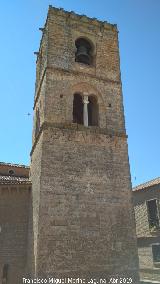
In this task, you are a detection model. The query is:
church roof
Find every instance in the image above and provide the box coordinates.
[0,162,31,185]
[0,175,31,185]
[0,162,29,168]
[133,177,160,192]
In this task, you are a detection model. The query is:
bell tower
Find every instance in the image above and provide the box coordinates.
[30,6,140,282]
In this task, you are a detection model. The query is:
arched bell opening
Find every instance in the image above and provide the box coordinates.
[73,93,83,124]
[75,38,93,65]
[88,95,99,126]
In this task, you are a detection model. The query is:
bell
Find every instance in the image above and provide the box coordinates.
[76,45,90,65]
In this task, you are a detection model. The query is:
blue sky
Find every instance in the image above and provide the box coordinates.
[0,0,159,186]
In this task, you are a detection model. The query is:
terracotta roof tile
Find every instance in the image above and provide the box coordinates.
[133,177,160,192]
[0,175,31,185]
[0,162,29,168]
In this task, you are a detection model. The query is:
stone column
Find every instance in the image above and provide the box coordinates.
[83,93,89,127]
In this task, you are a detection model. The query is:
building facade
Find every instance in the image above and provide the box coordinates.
[0,6,140,283]
[0,163,31,284]
[133,178,160,283]
[30,5,139,282]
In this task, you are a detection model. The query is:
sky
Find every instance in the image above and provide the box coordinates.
[0,0,159,187]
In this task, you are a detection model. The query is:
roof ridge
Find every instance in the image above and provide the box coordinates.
[133,177,160,191]
[0,162,30,168]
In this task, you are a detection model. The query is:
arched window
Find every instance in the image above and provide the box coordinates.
[88,95,99,126]
[73,93,99,127]
[2,264,9,284]
[73,93,83,124]
[75,38,93,65]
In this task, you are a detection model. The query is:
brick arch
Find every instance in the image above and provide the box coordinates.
[71,82,104,105]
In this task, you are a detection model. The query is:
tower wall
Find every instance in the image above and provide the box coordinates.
[30,6,140,282]
[34,127,139,281]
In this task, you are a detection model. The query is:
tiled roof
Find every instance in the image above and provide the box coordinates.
[0,175,31,185]
[133,177,160,192]
[0,162,29,168]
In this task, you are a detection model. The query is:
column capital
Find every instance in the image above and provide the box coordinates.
[83,93,89,104]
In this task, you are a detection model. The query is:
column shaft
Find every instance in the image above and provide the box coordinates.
[83,95,89,127]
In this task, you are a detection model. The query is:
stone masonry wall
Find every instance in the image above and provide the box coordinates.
[46,7,120,82]
[31,6,140,282]
[30,133,44,276]
[0,186,30,284]
[31,126,139,282]
[44,70,125,133]
[134,186,160,238]
[133,186,160,282]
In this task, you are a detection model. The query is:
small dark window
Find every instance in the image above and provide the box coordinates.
[8,170,14,176]
[75,38,93,65]
[88,95,99,126]
[152,244,160,263]
[147,199,159,230]
[35,108,40,137]
[2,264,9,284]
[73,93,83,124]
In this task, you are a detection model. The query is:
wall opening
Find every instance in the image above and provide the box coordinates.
[75,38,93,65]
[35,108,40,137]
[73,93,83,124]
[8,169,14,176]
[2,264,9,284]
[147,199,159,230]
[152,244,160,263]
[88,95,99,126]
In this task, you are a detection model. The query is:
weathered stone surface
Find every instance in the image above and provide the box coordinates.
[30,5,140,283]
[133,181,160,282]
[0,164,31,284]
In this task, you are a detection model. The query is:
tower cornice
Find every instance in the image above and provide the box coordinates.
[48,5,118,32]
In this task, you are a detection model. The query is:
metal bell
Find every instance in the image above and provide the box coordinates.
[76,45,90,65]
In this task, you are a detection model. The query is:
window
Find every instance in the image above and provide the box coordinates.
[147,199,159,230]
[73,93,83,124]
[35,108,40,137]
[2,264,9,284]
[75,38,93,65]
[152,244,160,263]
[88,95,99,126]
[8,169,14,176]
[73,93,99,127]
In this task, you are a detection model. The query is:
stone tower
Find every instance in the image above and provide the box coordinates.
[30,5,140,282]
